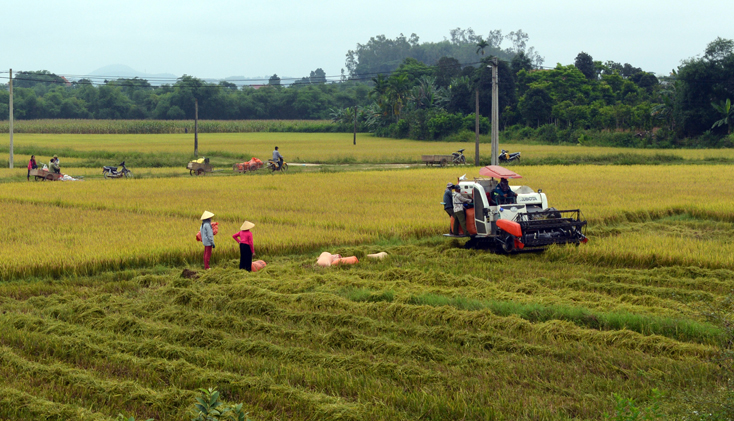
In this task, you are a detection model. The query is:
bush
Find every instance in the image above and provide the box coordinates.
[537,124,558,143]
[427,112,463,139]
[462,114,490,134]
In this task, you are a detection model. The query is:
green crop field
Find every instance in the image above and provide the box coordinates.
[0,133,732,420]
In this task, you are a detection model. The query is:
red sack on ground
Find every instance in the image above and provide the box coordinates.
[332,256,359,265]
[251,260,267,272]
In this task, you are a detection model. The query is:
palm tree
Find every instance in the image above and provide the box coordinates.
[651,70,679,131]
[386,74,411,121]
[711,98,734,134]
[475,37,489,56]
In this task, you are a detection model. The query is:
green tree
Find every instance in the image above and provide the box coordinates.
[434,56,462,88]
[711,98,734,134]
[268,74,281,86]
[511,51,533,77]
[677,37,734,136]
[475,36,488,56]
[519,86,553,127]
[309,68,327,84]
[575,51,596,80]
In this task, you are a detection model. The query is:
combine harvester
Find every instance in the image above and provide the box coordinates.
[447,165,588,252]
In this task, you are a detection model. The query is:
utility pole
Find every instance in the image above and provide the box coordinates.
[194,98,198,158]
[353,106,357,146]
[9,69,13,169]
[490,58,499,166]
[474,88,480,166]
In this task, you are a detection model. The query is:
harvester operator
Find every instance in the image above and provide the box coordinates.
[492,178,517,205]
[272,146,284,170]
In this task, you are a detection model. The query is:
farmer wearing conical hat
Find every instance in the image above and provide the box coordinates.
[200,211,215,269]
[232,221,255,271]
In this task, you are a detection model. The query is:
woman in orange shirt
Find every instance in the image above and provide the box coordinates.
[232,221,255,271]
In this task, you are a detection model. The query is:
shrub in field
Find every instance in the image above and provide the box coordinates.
[192,388,250,421]
[604,389,664,420]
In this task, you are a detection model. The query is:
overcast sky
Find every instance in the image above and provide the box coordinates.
[2,0,732,82]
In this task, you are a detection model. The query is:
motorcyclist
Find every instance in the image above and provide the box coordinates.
[492,178,517,205]
[272,146,284,170]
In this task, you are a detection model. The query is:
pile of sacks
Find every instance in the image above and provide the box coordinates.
[234,157,263,172]
[316,252,358,267]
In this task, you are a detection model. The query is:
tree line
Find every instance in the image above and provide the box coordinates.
[1,30,733,147]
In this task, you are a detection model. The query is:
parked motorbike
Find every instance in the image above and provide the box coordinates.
[498,149,521,163]
[102,161,133,179]
[451,149,466,165]
[266,159,289,173]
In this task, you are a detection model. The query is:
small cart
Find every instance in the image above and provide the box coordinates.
[187,159,213,176]
[29,168,63,181]
[421,154,453,167]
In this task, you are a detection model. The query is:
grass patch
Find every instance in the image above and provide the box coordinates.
[408,293,721,344]
[337,287,395,303]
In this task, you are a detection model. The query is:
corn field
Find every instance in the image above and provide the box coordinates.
[0,119,338,134]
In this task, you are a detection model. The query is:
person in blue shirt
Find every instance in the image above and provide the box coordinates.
[442,183,454,217]
[272,146,284,170]
[492,178,517,205]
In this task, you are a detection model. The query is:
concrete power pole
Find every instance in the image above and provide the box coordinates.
[194,98,198,158]
[353,106,357,146]
[9,69,13,169]
[490,58,499,166]
[474,88,480,166]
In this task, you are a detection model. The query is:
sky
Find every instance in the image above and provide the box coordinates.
[2,0,733,82]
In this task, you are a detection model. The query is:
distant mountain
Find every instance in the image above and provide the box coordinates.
[80,65,294,86]
[86,64,178,84]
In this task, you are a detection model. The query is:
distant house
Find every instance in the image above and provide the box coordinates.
[60,76,72,87]
[249,84,267,90]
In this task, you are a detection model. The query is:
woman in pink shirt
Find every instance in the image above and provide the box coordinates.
[27,155,37,181]
[232,221,255,271]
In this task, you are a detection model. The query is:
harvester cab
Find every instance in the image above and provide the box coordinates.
[447,165,588,252]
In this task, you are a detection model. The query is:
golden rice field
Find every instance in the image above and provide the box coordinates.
[4,133,734,165]
[1,133,734,419]
[1,165,734,280]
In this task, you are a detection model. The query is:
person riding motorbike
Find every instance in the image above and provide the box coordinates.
[492,178,518,205]
[272,146,284,170]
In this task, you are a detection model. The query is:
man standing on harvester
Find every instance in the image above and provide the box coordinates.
[452,184,472,237]
[272,146,284,170]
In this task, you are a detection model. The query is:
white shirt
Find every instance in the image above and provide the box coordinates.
[452,191,472,212]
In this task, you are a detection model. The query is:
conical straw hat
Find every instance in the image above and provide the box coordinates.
[240,221,255,231]
[200,210,215,220]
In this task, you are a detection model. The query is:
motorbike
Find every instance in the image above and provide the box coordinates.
[102,161,133,179]
[498,149,521,163]
[266,159,289,173]
[451,149,466,165]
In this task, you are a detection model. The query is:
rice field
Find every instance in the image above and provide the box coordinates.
[3,133,734,169]
[0,133,733,419]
